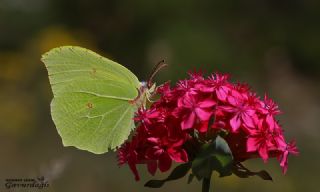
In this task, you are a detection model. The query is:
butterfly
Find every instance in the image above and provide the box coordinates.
[42,46,166,154]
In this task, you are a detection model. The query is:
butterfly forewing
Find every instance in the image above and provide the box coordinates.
[42,46,140,154]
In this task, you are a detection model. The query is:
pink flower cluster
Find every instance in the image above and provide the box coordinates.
[117,72,298,181]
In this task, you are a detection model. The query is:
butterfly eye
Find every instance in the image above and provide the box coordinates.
[140,81,147,88]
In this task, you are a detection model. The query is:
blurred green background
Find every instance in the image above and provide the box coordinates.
[0,0,319,191]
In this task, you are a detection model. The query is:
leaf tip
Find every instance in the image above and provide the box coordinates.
[144,180,164,188]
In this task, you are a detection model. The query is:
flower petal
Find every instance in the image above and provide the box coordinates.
[158,153,172,172]
[280,151,289,174]
[197,99,216,108]
[227,96,238,106]
[247,137,259,152]
[128,160,140,181]
[197,121,209,132]
[168,148,188,163]
[181,111,196,130]
[242,112,255,128]
[266,114,275,131]
[230,114,241,132]
[195,108,212,121]
[146,146,163,159]
[258,145,269,162]
[147,160,158,176]
[219,105,235,113]
[216,87,228,101]
[147,137,160,144]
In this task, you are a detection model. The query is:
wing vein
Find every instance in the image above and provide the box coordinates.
[81,102,127,119]
[106,105,132,147]
[49,69,92,75]
[74,91,132,101]
[91,104,127,142]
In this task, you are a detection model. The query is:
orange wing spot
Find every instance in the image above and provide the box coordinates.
[86,102,93,109]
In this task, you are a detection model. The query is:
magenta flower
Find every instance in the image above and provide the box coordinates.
[279,140,299,174]
[117,71,298,186]
[177,93,216,130]
[259,95,282,131]
[246,120,285,162]
[197,73,231,101]
[117,138,141,181]
[146,137,188,172]
[134,108,161,126]
[220,90,257,132]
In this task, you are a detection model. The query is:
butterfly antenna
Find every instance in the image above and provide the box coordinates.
[147,59,168,88]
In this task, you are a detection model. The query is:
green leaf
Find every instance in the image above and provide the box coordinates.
[192,136,233,180]
[145,162,191,188]
[41,46,141,154]
[232,163,273,181]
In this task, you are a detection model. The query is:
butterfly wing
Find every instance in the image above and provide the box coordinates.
[42,46,140,154]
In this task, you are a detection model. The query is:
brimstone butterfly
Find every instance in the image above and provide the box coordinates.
[41,46,158,154]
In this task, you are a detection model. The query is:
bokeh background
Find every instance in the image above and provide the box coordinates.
[0,0,319,191]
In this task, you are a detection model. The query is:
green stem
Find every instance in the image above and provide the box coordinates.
[202,174,212,192]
